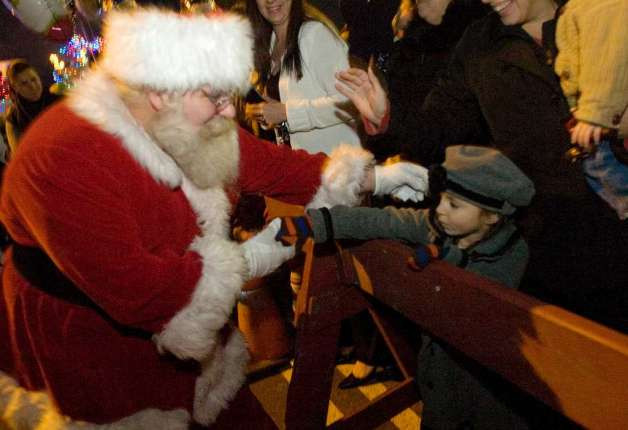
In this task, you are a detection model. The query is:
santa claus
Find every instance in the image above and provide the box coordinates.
[0,6,428,427]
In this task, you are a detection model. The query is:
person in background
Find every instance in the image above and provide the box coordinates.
[335,0,628,333]
[243,0,366,354]
[336,0,489,390]
[244,0,361,154]
[4,60,58,157]
[340,0,400,76]
[369,0,488,162]
[0,7,428,426]
[278,145,535,429]
[554,0,628,220]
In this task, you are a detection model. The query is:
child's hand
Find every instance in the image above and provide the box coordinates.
[274,215,314,252]
[570,121,603,152]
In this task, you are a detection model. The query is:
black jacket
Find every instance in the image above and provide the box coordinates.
[386,13,581,197]
[369,0,489,161]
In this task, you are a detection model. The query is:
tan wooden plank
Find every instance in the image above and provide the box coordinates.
[345,239,628,429]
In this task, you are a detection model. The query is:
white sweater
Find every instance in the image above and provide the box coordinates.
[275,21,362,155]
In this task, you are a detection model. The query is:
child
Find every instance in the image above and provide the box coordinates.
[554,0,628,219]
[278,145,535,429]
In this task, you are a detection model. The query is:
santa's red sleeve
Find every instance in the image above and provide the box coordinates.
[237,128,374,209]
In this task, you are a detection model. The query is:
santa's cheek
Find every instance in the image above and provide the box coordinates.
[184,105,217,126]
[219,105,236,119]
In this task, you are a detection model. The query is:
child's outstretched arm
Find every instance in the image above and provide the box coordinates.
[275,206,432,251]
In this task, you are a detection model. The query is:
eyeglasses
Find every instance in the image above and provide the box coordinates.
[203,89,233,110]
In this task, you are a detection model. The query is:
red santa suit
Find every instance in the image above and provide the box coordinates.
[0,66,373,425]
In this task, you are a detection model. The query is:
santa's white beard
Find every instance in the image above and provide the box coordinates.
[147,107,240,189]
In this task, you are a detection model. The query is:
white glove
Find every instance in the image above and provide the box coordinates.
[391,185,425,203]
[241,218,296,280]
[374,161,429,197]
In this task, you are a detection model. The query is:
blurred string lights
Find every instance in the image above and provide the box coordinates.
[47,0,221,91]
[49,33,103,91]
[5,0,221,96]
[0,73,9,114]
[46,0,114,92]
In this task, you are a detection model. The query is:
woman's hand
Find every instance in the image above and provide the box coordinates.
[244,96,287,127]
[262,97,287,125]
[335,66,389,127]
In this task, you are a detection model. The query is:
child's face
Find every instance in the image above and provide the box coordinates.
[435,192,499,247]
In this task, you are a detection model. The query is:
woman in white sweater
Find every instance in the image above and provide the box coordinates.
[245,0,362,155]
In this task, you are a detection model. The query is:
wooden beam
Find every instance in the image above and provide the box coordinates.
[344,239,628,429]
[285,240,419,429]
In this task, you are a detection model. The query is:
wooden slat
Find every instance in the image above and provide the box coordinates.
[285,240,419,430]
[327,380,418,430]
[345,239,628,429]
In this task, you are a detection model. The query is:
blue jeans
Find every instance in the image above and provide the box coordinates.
[583,139,628,219]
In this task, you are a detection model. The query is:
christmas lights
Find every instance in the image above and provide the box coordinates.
[50,34,103,91]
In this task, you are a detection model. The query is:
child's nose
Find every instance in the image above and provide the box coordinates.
[435,201,446,216]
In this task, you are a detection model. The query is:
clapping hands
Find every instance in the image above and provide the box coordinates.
[335,64,389,127]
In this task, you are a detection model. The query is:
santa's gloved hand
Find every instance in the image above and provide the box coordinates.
[374,161,428,197]
[242,218,296,279]
[391,185,425,203]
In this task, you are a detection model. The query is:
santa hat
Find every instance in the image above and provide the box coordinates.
[99,7,253,94]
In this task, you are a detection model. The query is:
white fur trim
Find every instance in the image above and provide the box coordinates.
[67,70,182,188]
[180,178,233,233]
[99,408,190,430]
[1,371,191,429]
[153,182,247,361]
[306,145,375,209]
[100,8,253,94]
[152,234,244,360]
[193,329,249,426]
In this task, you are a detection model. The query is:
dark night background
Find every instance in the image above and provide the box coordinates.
[0,5,61,88]
[0,0,343,89]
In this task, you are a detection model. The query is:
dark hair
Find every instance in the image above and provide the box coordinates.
[245,0,338,87]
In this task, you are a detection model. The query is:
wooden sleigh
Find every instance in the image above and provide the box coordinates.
[278,238,628,430]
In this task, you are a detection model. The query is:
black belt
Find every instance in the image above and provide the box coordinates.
[11,243,152,339]
[12,243,97,308]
